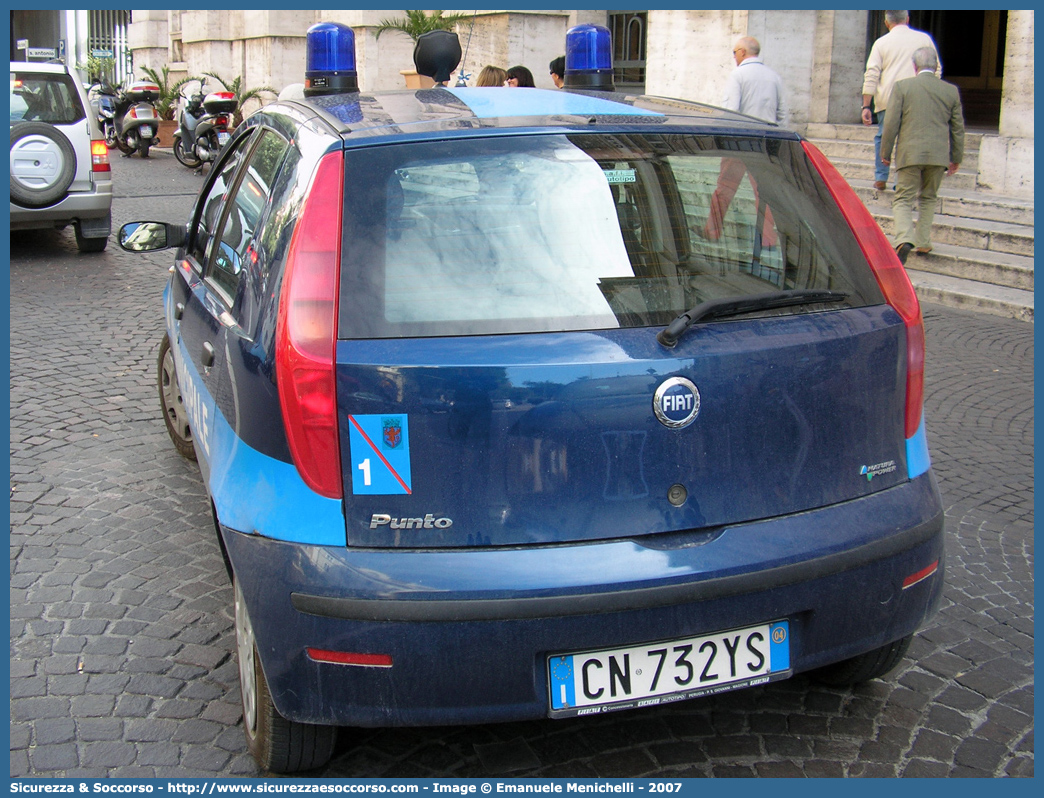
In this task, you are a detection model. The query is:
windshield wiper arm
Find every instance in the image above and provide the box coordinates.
[657,289,849,348]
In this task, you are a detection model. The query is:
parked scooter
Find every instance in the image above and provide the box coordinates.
[172,85,237,169]
[88,84,119,149]
[112,80,161,158]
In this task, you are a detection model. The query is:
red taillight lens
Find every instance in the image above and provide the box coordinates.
[306,648,393,668]
[902,559,939,589]
[802,140,925,438]
[276,152,344,499]
[91,140,110,172]
[217,115,229,128]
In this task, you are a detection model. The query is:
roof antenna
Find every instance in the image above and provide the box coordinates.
[455,12,478,87]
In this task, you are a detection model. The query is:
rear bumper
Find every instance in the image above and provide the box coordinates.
[10,181,113,230]
[222,470,944,727]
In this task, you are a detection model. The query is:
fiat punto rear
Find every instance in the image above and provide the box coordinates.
[121,23,943,773]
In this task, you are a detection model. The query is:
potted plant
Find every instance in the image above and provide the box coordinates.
[202,71,277,128]
[374,10,472,88]
[140,65,202,147]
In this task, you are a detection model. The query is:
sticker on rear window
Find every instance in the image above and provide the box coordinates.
[348,414,412,495]
[603,169,636,184]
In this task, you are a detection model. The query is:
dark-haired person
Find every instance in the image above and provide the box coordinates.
[506,65,535,87]
[549,56,565,88]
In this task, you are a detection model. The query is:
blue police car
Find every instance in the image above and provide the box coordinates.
[121,23,944,773]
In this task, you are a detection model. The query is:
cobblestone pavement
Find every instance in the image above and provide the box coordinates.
[9,152,1033,778]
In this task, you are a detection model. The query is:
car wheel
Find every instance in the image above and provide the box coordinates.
[157,336,197,460]
[813,635,912,686]
[74,222,108,253]
[10,122,77,208]
[235,576,337,773]
[173,136,202,168]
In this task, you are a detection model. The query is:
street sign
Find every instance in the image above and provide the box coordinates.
[27,47,57,59]
[92,49,114,58]
[17,39,29,50]
[59,40,66,59]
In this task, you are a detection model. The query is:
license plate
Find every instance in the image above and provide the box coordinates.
[548,620,790,717]
[139,126,153,138]
[217,131,230,146]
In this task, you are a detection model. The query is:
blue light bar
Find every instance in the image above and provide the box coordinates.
[305,22,358,96]
[564,24,614,91]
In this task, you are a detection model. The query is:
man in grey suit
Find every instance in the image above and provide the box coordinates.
[880,47,965,264]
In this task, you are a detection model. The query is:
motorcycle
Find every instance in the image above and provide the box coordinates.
[112,80,161,158]
[88,84,119,149]
[173,86,237,169]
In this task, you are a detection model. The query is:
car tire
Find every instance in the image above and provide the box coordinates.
[74,222,108,253]
[10,122,77,208]
[173,136,202,168]
[235,576,337,773]
[157,336,197,461]
[813,635,912,686]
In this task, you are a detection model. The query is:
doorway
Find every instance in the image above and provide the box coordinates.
[868,10,1006,128]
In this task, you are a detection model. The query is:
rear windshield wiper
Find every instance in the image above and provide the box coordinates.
[657,290,849,348]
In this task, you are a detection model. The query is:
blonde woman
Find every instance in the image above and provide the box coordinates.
[475,65,508,87]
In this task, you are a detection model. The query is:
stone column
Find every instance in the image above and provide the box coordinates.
[808,10,867,127]
[747,10,816,131]
[977,10,1034,197]
[645,10,747,106]
[127,9,170,75]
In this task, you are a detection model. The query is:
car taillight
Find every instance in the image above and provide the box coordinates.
[91,140,110,173]
[802,140,924,439]
[275,151,344,499]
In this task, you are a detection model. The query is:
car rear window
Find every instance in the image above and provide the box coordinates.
[337,133,883,339]
[10,71,85,125]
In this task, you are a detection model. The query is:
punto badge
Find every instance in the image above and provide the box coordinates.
[653,377,701,429]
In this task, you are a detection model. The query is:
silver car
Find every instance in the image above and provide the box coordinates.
[10,61,113,252]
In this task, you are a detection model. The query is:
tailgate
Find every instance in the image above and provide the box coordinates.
[337,306,908,548]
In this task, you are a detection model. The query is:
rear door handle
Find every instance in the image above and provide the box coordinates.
[201,342,215,368]
[174,302,185,320]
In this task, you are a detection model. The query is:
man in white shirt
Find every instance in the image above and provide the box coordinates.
[861,11,941,190]
[723,36,788,126]
[698,36,786,244]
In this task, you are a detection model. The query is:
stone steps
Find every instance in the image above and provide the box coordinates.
[803,123,1033,322]
[827,156,979,191]
[812,136,981,163]
[891,242,1033,291]
[807,122,985,149]
[871,210,1033,258]
[850,181,1034,226]
[906,269,1034,322]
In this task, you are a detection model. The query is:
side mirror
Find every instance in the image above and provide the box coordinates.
[118,221,187,252]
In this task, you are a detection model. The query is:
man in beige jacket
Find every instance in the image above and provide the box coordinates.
[880,47,965,264]
[861,11,940,190]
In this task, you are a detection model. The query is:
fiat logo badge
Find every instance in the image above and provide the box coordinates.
[653,377,701,429]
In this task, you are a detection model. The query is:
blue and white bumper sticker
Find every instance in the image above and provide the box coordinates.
[348,414,413,495]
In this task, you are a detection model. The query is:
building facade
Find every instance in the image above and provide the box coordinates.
[127,9,1033,197]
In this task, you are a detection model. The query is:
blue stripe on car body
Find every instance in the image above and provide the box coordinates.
[172,328,345,547]
[906,416,932,478]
